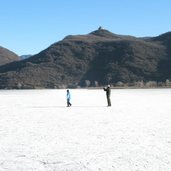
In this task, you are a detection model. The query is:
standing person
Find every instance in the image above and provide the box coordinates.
[66,89,72,107]
[103,85,111,107]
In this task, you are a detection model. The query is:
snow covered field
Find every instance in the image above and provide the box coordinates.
[0,89,171,171]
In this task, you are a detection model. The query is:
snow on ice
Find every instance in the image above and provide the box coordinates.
[0,89,171,170]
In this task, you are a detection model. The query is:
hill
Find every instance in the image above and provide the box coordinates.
[0,46,20,66]
[0,29,170,89]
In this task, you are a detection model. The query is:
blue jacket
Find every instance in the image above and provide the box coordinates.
[67,92,71,100]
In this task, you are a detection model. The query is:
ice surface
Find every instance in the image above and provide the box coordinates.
[0,89,171,170]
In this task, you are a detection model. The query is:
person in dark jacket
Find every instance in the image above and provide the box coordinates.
[103,85,111,106]
[66,89,72,107]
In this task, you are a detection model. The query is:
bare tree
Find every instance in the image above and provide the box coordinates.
[94,81,99,87]
[85,80,91,87]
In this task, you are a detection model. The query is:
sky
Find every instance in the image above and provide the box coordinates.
[0,0,171,56]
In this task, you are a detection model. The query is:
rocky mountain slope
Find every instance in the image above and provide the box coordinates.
[0,29,170,89]
[0,46,20,66]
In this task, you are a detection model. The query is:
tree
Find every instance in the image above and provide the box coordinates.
[94,81,99,87]
[85,80,91,87]
[116,81,124,87]
[145,81,157,87]
[17,83,22,89]
[98,26,103,30]
[166,79,171,87]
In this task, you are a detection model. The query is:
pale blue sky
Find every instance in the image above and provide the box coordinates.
[0,0,171,56]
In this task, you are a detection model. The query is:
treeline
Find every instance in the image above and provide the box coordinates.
[111,80,171,88]
[55,79,171,89]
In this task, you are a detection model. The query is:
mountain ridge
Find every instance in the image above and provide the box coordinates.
[0,46,20,66]
[0,29,170,89]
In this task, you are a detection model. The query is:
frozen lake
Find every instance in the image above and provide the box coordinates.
[0,89,171,170]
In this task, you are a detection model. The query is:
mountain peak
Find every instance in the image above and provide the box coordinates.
[0,46,20,66]
[89,28,117,38]
[89,28,137,41]
[62,28,122,42]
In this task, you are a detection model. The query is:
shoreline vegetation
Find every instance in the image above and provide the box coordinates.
[54,79,171,89]
[1,80,171,90]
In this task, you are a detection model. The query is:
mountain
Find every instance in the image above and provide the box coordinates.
[0,46,20,66]
[20,55,32,60]
[0,29,170,89]
[148,32,171,79]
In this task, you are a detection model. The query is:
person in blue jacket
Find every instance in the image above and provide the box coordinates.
[66,89,72,107]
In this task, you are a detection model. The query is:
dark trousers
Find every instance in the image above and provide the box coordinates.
[67,99,72,107]
[107,96,111,106]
